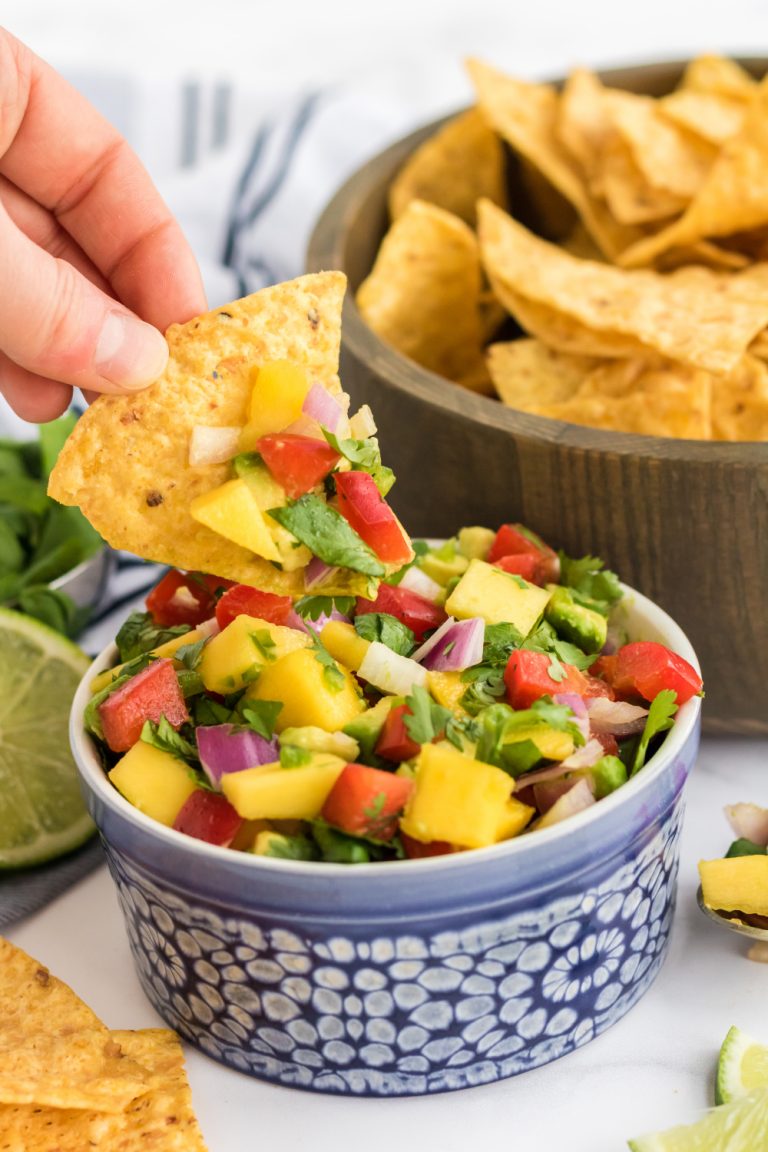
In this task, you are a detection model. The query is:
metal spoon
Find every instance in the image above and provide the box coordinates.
[697,885,768,959]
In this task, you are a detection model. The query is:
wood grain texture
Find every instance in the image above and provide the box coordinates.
[308,59,768,734]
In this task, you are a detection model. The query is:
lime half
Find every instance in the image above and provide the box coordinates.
[628,1089,768,1152]
[0,608,95,868]
[716,1026,768,1105]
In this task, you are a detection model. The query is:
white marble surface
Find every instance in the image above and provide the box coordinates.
[3,4,768,1149]
[6,736,768,1152]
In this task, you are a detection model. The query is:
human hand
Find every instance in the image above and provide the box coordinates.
[0,27,207,423]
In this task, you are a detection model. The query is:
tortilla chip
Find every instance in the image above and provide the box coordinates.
[659,89,747,146]
[607,89,716,199]
[656,239,750,271]
[619,77,768,267]
[598,134,688,225]
[712,353,768,439]
[532,357,713,439]
[478,199,768,374]
[48,273,346,591]
[0,939,148,1112]
[389,107,507,226]
[488,338,599,407]
[556,68,613,180]
[0,1029,208,1151]
[681,54,757,100]
[467,57,645,260]
[356,199,490,387]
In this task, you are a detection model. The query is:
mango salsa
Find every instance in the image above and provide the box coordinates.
[245,647,365,732]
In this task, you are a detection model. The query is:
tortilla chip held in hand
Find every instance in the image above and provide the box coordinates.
[48,272,346,593]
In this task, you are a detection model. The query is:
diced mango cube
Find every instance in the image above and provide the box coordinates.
[221,754,345,819]
[427,670,467,713]
[190,478,281,561]
[109,743,197,827]
[446,558,551,634]
[320,621,370,672]
[699,855,768,915]
[496,797,535,841]
[200,614,309,694]
[245,647,365,732]
[400,743,513,849]
[239,360,311,448]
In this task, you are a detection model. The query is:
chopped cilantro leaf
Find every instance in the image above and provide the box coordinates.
[269,495,385,577]
[559,552,622,612]
[250,629,277,662]
[354,613,415,656]
[304,624,346,693]
[140,716,199,766]
[115,611,191,663]
[294,595,356,621]
[237,699,283,740]
[631,689,678,776]
[403,684,451,746]
[322,431,395,496]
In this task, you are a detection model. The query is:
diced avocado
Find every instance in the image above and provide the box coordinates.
[544,586,607,655]
[419,551,469,586]
[279,725,360,761]
[575,754,627,799]
[342,697,394,762]
[445,558,552,634]
[457,526,495,561]
[252,830,318,860]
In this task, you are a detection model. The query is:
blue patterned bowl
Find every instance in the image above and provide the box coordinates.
[70,585,701,1096]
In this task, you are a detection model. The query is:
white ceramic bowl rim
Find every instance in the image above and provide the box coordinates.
[71,580,701,881]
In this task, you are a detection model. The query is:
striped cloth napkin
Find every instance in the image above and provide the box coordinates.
[0,65,460,923]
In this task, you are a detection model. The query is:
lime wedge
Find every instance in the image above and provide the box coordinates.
[716,1025,768,1105]
[627,1089,768,1152]
[0,608,95,869]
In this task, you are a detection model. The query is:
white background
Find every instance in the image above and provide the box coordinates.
[4,4,768,1150]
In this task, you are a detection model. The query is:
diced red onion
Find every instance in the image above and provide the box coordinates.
[421,618,485,673]
[536,778,596,828]
[412,616,457,663]
[349,405,377,439]
[587,696,648,738]
[559,737,606,770]
[196,724,278,789]
[284,606,350,634]
[302,383,344,432]
[725,803,768,847]
[189,425,242,466]
[554,692,589,743]
[305,556,339,591]
[358,641,428,696]
[196,616,220,639]
[281,414,325,440]
[399,566,443,603]
[514,759,576,792]
[534,775,595,814]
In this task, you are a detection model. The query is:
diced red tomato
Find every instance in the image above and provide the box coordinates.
[354,582,447,643]
[504,649,611,710]
[99,658,189,753]
[321,763,414,841]
[375,704,421,762]
[334,471,413,565]
[400,833,456,859]
[594,731,620,757]
[215,584,293,630]
[488,523,560,585]
[256,432,340,499]
[173,790,243,847]
[495,554,540,582]
[601,641,703,705]
[146,570,232,627]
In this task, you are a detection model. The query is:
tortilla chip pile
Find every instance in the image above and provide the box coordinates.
[0,937,207,1151]
[356,55,768,439]
[49,272,347,589]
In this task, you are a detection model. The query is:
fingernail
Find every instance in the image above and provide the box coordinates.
[94,311,168,390]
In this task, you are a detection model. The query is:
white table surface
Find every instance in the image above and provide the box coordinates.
[3,4,768,1149]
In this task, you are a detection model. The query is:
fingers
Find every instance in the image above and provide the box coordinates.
[0,200,169,398]
[0,28,207,330]
[0,353,73,423]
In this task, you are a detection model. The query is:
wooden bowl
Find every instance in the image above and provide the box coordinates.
[308,58,768,737]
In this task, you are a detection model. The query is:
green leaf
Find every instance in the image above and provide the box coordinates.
[173,637,207,671]
[294,595,356,621]
[474,698,584,776]
[249,629,277,662]
[459,665,508,716]
[190,695,235,727]
[269,494,385,577]
[115,611,192,662]
[237,699,283,740]
[0,474,49,516]
[38,412,77,477]
[631,689,678,776]
[559,552,622,613]
[354,613,415,656]
[17,586,84,637]
[304,625,346,693]
[140,716,199,766]
[262,833,319,861]
[0,518,24,575]
[403,684,451,746]
[322,432,396,496]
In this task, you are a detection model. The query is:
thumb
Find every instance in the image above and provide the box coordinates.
[0,202,169,394]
